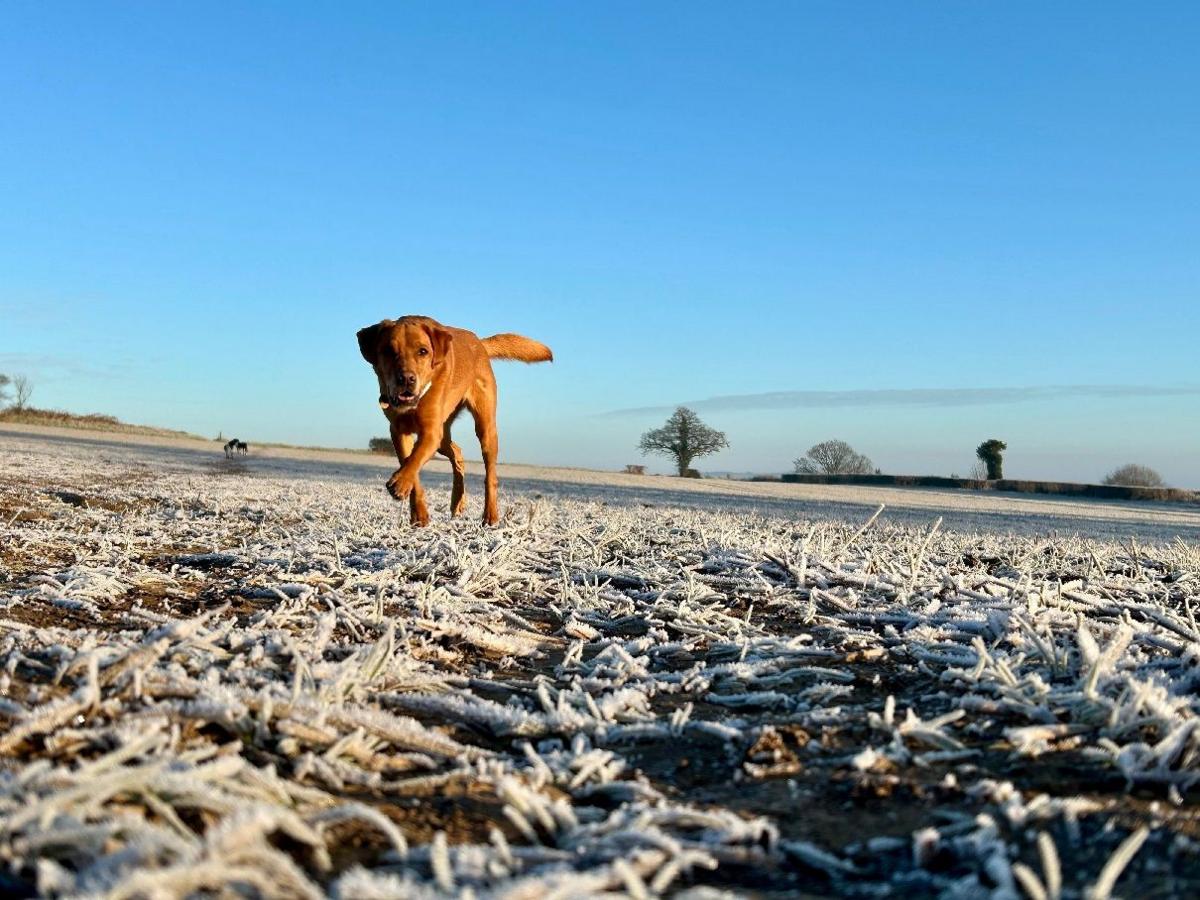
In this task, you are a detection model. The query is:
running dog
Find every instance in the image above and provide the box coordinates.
[356,315,552,525]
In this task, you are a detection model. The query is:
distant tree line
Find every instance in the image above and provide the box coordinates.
[630,408,1172,488]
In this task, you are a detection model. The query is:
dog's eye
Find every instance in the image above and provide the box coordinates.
[418,348,429,356]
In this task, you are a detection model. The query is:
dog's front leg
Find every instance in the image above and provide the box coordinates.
[386,430,440,520]
[391,431,430,526]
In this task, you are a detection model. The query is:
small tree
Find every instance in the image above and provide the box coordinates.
[975,439,1007,480]
[0,374,11,408]
[793,439,874,475]
[368,437,392,454]
[11,375,32,410]
[638,406,729,476]
[1103,464,1165,488]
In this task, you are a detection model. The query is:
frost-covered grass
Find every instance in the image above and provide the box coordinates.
[2,431,1200,898]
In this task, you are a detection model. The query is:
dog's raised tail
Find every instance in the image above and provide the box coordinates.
[481,333,554,363]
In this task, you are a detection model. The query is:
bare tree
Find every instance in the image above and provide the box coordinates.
[11,375,32,410]
[1103,464,1165,488]
[793,439,874,475]
[0,374,10,408]
[638,407,729,476]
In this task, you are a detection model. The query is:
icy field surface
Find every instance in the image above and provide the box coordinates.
[2,431,1200,897]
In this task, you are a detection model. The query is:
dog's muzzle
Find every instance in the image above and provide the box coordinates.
[379,382,430,410]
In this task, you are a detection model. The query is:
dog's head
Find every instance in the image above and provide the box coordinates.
[357,317,453,412]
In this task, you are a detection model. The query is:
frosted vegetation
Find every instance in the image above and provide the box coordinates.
[1,431,1199,897]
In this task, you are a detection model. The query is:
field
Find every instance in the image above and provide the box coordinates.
[0,408,206,441]
[3,427,1200,898]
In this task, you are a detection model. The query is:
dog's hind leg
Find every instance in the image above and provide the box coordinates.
[468,395,500,526]
[438,425,467,517]
[394,431,430,527]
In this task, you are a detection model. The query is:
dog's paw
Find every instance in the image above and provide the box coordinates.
[386,469,417,500]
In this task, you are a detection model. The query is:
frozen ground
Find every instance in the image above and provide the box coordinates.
[5,424,1200,544]
[2,427,1200,898]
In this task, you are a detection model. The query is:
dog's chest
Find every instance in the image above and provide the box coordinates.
[384,407,420,429]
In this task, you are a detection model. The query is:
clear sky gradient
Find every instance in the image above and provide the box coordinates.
[2,3,1197,485]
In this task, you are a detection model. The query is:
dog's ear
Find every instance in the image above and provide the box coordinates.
[424,324,454,366]
[357,322,386,365]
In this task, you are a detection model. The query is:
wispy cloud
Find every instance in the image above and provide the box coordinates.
[602,385,1200,416]
[0,353,143,382]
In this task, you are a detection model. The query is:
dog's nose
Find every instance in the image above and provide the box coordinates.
[401,373,417,390]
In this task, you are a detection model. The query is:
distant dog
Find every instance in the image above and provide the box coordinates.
[224,439,239,459]
[236,441,248,456]
[357,315,552,525]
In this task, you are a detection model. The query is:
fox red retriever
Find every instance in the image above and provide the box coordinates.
[357,316,553,525]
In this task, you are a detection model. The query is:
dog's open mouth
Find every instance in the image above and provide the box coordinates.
[380,389,420,410]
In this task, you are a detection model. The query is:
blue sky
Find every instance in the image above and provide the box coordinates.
[2,3,1198,485]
